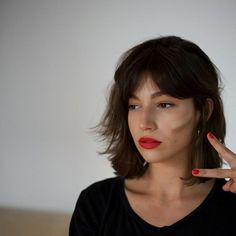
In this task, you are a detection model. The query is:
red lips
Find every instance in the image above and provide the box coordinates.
[138,137,162,149]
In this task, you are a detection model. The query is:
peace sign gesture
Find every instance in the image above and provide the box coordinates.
[192,132,236,193]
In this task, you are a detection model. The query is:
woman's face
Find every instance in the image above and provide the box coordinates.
[128,76,200,165]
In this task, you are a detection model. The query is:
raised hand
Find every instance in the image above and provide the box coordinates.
[192,132,236,193]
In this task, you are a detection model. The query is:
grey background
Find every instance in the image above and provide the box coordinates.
[1,0,236,213]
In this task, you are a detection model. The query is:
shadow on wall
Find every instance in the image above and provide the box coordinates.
[0,207,71,236]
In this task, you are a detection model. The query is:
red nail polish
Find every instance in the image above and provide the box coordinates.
[192,169,200,175]
[208,132,214,139]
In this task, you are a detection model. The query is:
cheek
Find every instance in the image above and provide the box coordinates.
[128,115,136,137]
[163,113,197,137]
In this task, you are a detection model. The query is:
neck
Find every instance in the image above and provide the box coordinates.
[142,161,195,201]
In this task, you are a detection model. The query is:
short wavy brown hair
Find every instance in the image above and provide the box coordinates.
[96,36,226,184]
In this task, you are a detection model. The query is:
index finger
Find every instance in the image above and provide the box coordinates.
[207,132,236,165]
[192,168,236,179]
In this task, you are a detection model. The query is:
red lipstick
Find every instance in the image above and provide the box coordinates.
[138,137,162,149]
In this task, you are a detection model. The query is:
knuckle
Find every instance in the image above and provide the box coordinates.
[215,169,223,177]
[219,146,228,157]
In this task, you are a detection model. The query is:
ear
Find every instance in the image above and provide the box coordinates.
[206,98,214,120]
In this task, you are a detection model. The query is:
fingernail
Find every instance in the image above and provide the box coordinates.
[192,169,200,175]
[207,132,214,139]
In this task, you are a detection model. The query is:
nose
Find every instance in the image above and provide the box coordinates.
[139,108,158,131]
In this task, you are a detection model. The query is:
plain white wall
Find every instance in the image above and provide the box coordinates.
[1,0,236,213]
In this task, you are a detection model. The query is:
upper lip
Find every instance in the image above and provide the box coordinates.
[138,137,161,143]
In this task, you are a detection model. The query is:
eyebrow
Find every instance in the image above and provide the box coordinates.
[130,91,166,100]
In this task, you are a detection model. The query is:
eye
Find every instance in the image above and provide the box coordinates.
[128,104,140,110]
[158,103,173,109]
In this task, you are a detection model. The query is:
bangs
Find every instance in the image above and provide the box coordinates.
[117,45,204,101]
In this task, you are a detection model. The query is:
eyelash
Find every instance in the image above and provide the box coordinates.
[158,103,173,108]
[128,103,173,110]
[128,104,140,110]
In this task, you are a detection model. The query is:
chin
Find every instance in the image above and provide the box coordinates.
[142,155,166,164]
[141,151,173,164]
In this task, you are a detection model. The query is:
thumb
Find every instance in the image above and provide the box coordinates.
[222,179,234,192]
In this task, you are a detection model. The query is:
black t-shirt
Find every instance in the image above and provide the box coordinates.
[69,177,236,235]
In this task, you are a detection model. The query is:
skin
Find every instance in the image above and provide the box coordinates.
[125,76,217,226]
[193,132,236,193]
[128,76,200,170]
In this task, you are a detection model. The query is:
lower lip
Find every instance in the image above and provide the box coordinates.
[139,141,161,149]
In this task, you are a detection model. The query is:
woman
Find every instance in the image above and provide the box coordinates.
[70,36,236,235]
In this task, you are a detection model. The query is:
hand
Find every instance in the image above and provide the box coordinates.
[192,132,236,193]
